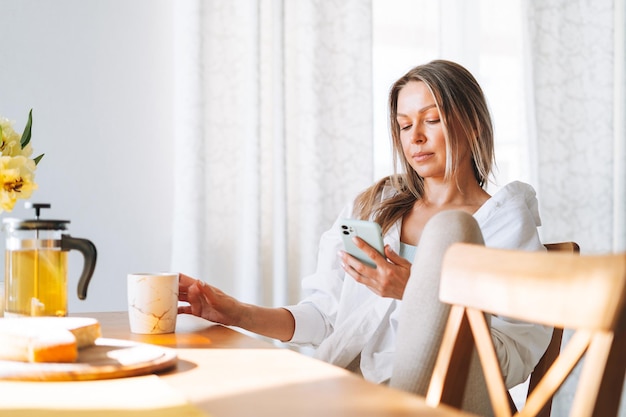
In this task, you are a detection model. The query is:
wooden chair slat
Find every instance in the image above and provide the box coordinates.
[466,308,511,417]
[425,243,626,417]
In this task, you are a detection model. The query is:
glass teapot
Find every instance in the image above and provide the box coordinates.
[3,203,97,317]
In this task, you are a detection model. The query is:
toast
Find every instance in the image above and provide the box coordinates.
[0,317,101,363]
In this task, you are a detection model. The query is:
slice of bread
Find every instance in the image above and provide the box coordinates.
[0,317,101,363]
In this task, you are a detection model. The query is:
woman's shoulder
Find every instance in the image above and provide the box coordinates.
[476,181,544,250]
[360,175,398,197]
[475,181,541,225]
[351,175,401,208]
[488,181,538,206]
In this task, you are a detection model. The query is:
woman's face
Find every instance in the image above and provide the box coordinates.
[396,81,448,180]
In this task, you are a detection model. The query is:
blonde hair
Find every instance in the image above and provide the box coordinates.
[354,60,495,234]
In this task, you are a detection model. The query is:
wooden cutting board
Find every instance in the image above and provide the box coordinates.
[0,338,177,381]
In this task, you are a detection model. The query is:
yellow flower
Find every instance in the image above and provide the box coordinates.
[0,155,38,213]
[0,110,43,213]
[0,117,32,158]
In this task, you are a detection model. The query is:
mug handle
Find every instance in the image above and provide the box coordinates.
[61,235,98,300]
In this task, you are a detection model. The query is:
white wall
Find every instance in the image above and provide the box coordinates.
[0,0,175,313]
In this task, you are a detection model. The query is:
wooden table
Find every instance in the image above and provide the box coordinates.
[84,311,468,417]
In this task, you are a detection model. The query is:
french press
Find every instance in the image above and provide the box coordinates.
[3,202,97,317]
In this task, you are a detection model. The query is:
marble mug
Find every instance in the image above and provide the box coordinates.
[127,272,179,334]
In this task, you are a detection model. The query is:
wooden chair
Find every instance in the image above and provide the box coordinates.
[426,243,626,417]
[517,242,580,417]
[507,242,581,415]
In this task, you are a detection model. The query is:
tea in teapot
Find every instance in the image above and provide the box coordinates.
[3,203,97,317]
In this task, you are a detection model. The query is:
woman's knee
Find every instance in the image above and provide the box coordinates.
[422,210,484,246]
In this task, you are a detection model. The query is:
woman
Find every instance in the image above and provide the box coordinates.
[178,60,550,413]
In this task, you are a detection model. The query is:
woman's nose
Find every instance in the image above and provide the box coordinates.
[412,129,425,144]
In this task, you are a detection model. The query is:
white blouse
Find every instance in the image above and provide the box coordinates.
[284,181,551,388]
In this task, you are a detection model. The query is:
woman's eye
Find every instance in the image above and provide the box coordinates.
[425,119,440,125]
[400,124,412,131]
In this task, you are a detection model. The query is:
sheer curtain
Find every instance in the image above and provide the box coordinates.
[523,0,625,414]
[170,0,373,308]
[524,0,625,254]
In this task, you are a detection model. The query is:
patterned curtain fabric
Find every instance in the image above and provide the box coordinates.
[523,1,625,415]
[524,0,625,254]
[170,0,373,307]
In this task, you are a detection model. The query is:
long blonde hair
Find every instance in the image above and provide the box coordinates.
[354,60,495,234]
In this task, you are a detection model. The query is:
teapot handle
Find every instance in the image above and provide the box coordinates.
[61,235,98,300]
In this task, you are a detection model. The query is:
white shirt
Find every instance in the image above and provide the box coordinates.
[284,181,552,388]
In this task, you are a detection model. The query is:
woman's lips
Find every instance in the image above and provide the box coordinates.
[412,152,434,162]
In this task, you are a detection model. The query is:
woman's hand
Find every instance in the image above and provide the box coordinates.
[177,273,296,341]
[178,273,241,325]
[339,238,412,299]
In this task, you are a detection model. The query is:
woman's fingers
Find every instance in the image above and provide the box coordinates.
[186,281,207,317]
[385,245,411,267]
[339,243,411,299]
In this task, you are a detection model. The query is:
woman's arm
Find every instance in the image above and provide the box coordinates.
[178,274,295,342]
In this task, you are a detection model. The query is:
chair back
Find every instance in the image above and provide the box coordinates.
[519,242,580,417]
[426,243,626,417]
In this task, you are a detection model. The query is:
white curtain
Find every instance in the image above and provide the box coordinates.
[523,0,626,415]
[524,0,625,254]
[170,0,374,308]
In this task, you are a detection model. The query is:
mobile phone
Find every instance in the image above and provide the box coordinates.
[338,219,385,268]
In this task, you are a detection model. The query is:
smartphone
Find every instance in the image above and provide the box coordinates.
[338,219,385,268]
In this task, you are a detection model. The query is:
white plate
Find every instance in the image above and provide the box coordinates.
[0,338,178,381]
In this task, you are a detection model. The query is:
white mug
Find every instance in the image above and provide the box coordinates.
[127,272,179,334]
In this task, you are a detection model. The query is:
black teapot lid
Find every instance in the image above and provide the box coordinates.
[2,202,70,231]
